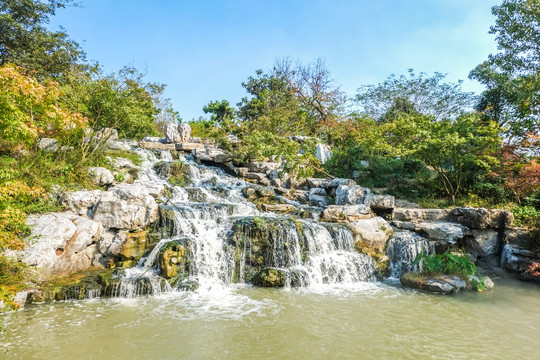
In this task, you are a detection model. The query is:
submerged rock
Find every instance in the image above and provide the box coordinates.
[251,268,287,287]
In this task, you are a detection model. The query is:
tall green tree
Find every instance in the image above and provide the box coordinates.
[356,69,476,122]
[379,113,501,201]
[0,0,83,77]
[203,99,235,131]
[470,0,540,137]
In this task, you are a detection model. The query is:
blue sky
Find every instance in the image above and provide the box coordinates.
[49,0,500,121]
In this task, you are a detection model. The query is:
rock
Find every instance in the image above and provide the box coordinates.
[393,208,450,222]
[251,268,287,287]
[175,142,205,152]
[61,190,103,216]
[271,178,282,187]
[235,167,250,177]
[246,161,281,173]
[504,228,534,247]
[308,192,329,207]
[347,216,393,252]
[36,138,59,152]
[139,141,175,151]
[329,178,357,188]
[241,187,257,200]
[394,199,421,209]
[501,244,540,278]
[365,194,395,211]
[315,143,332,164]
[256,187,275,198]
[393,221,471,247]
[192,147,232,164]
[106,140,131,151]
[115,230,150,261]
[309,187,327,196]
[165,123,181,143]
[400,273,467,294]
[468,275,495,290]
[306,178,331,189]
[88,167,115,186]
[244,172,270,186]
[133,180,164,198]
[470,229,500,257]
[22,212,103,278]
[142,136,165,143]
[111,157,139,173]
[322,205,373,223]
[449,207,514,229]
[260,204,297,213]
[335,184,372,205]
[92,183,159,230]
[178,123,191,143]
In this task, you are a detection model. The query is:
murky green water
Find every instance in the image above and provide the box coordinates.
[2,279,539,359]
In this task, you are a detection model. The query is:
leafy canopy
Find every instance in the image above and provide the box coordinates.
[356,69,476,122]
[470,0,540,137]
[0,0,83,77]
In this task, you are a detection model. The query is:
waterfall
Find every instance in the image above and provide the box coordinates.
[111,148,380,297]
[386,230,434,278]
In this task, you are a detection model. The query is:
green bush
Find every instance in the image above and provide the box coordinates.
[412,251,477,278]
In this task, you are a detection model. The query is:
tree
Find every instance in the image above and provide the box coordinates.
[60,65,162,141]
[237,69,312,136]
[274,58,346,128]
[0,64,86,154]
[0,0,83,77]
[470,0,540,137]
[379,113,501,201]
[356,69,476,122]
[203,99,235,131]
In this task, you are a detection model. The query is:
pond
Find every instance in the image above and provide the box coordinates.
[2,279,539,359]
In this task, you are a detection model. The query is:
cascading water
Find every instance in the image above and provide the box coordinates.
[110,148,379,297]
[386,230,434,278]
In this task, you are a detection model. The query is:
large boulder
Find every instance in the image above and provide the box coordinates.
[335,184,372,205]
[393,221,471,248]
[165,123,181,143]
[87,167,115,186]
[192,147,232,164]
[450,207,514,229]
[393,208,450,222]
[365,194,395,212]
[61,190,103,216]
[347,216,393,252]
[400,273,467,294]
[92,183,159,230]
[322,205,372,223]
[178,123,191,143]
[22,212,103,278]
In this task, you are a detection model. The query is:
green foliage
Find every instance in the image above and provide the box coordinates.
[470,0,540,136]
[378,113,502,201]
[512,205,540,228]
[203,99,236,131]
[0,255,30,311]
[60,65,162,140]
[238,69,314,136]
[0,0,84,77]
[412,251,477,278]
[356,69,476,122]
